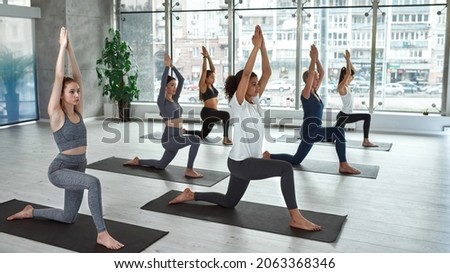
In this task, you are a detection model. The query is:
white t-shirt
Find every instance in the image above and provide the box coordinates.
[228,95,265,161]
[340,86,354,114]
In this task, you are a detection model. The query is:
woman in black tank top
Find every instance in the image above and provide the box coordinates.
[186,46,232,145]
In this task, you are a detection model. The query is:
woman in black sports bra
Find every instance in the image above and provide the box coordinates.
[196,46,232,145]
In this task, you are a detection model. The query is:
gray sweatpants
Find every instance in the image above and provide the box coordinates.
[32,153,106,233]
[195,157,298,209]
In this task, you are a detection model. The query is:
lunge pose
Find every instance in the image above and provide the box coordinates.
[169,26,321,231]
[188,46,232,145]
[264,44,360,174]
[334,50,377,147]
[7,27,124,250]
[124,53,203,178]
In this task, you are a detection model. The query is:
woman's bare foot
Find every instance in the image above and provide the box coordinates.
[7,205,33,220]
[169,188,195,204]
[223,137,232,145]
[185,168,203,178]
[97,230,124,250]
[363,139,378,147]
[339,162,361,174]
[123,156,139,166]
[289,210,321,231]
[263,150,271,159]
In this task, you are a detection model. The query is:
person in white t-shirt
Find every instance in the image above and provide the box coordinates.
[335,50,377,147]
[168,25,321,231]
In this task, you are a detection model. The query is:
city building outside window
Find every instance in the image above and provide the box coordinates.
[119,0,447,114]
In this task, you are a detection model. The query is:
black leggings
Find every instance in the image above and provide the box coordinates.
[335,111,372,138]
[195,157,298,209]
[200,107,231,138]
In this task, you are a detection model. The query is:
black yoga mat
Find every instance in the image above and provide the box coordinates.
[0,199,168,253]
[140,132,163,140]
[87,156,229,187]
[140,133,232,147]
[276,135,392,151]
[293,159,379,179]
[141,190,347,243]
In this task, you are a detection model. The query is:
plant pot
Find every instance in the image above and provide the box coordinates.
[118,100,131,122]
[5,92,20,123]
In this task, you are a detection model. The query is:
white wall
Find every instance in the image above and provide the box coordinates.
[105,102,450,135]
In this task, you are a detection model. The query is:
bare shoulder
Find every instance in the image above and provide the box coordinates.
[49,108,65,132]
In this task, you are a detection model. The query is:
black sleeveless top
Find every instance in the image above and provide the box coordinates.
[201,86,219,101]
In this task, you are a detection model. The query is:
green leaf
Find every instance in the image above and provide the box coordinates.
[96,28,140,104]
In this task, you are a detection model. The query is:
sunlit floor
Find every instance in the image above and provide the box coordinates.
[1,119,449,253]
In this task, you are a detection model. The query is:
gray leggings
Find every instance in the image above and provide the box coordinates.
[32,153,106,233]
[195,157,298,209]
[139,126,201,169]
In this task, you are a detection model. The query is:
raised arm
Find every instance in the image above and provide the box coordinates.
[48,27,68,130]
[199,46,214,93]
[157,54,171,107]
[257,27,272,97]
[235,25,262,105]
[302,44,318,99]
[172,66,184,101]
[315,46,325,90]
[337,49,353,96]
[66,30,83,114]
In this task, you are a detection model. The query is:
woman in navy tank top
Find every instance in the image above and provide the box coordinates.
[264,44,360,174]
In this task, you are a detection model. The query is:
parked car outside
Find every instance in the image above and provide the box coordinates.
[376,83,405,95]
[424,84,443,95]
[259,94,272,106]
[179,91,200,103]
[184,83,199,91]
[266,80,294,92]
[349,80,370,93]
[397,81,420,93]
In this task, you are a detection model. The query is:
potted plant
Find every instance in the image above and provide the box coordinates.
[0,47,33,123]
[96,28,139,121]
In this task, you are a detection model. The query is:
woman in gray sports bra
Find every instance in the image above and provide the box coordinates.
[6,27,124,250]
[124,54,203,178]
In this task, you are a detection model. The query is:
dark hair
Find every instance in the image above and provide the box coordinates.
[199,70,215,101]
[206,70,214,78]
[224,70,257,102]
[338,66,355,84]
[166,75,176,85]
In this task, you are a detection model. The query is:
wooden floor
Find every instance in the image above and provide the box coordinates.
[1,118,449,253]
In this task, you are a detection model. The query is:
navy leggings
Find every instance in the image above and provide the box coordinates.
[335,111,372,138]
[195,157,298,209]
[32,153,106,233]
[271,123,347,164]
[139,126,200,169]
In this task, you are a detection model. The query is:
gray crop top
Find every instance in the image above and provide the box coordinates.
[53,111,87,152]
[157,66,185,122]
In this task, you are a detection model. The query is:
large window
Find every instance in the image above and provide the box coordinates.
[120,0,448,114]
[3,0,30,6]
[0,15,38,126]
